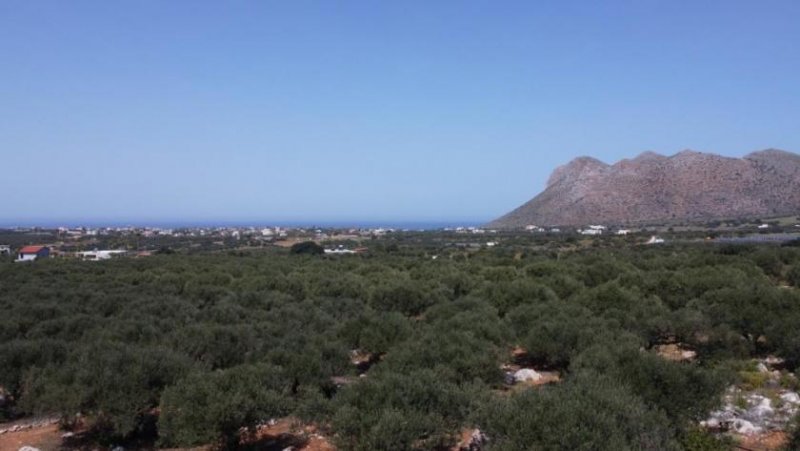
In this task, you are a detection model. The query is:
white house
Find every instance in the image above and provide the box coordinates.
[325,246,356,255]
[580,225,607,236]
[77,250,128,261]
[616,229,632,235]
[646,236,665,245]
[16,246,50,262]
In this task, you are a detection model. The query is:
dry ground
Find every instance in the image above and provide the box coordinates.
[0,417,337,451]
[0,423,62,451]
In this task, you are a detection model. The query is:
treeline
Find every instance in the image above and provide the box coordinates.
[1,241,800,449]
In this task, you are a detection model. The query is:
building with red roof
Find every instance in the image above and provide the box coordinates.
[15,245,50,263]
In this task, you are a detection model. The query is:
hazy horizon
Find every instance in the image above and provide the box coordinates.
[4,1,800,223]
[0,218,486,229]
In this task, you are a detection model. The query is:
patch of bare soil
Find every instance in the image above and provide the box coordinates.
[1,416,336,451]
[654,343,697,362]
[736,430,788,451]
[510,346,526,361]
[517,371,561,387]
[508,346,564,373]
[272,238,311,248]
[496,347,562,396]
[494,371,561,397]
[0,423,62,451]
[450,428,487,451]
[161,446,211,451]
[349,350,381,375]
[240,418,335,451]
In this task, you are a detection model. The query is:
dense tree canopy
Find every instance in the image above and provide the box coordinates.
[1,238,800,449]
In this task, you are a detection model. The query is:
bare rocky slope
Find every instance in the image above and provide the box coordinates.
[487,149,800,228]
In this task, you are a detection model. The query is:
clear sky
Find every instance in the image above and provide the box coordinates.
[2,1,799,226]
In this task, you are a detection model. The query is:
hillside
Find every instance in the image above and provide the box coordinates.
[488,149,800,228]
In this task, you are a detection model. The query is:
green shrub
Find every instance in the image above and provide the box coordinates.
[739,371,769,390]
[480,374,680,451]
[158,364,293,448]
[331,369,480,450]
[21,343,192,440]
[679,427,732,450]
[788,264,800,287]
[290,241,324,255]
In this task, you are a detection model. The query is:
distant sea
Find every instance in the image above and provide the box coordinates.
[0,219,487,231]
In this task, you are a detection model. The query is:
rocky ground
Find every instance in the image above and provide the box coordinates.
[2,351,796,451]
[239,418,335,451]
[0,422,62,451]
[0,417,336,451]
[701,357,799,450]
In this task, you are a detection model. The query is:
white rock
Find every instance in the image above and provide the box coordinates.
[701,418,720,428]
[731,419,760,435]
[468,429,488,449]
[781,392,800,404]
[704,407,736,426]
[765,356,785,366]
[513,368,542,382]
[19,447,42,451]
[748,397,774,420]
[752,395,771,408]
[756,362,769,373]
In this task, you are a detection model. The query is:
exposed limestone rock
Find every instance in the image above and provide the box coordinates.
[513,368,542,383]
[488,149,800,228]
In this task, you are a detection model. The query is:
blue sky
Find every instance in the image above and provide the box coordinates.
[2,1,799,226]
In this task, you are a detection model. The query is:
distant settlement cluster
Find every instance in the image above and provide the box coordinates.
[1,225,394,263]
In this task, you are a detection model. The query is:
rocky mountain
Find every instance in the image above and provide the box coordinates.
[488,149,800,228]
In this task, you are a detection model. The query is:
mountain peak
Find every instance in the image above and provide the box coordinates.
[614,151,667,167]
[632,151,665,161]
[546,156,609,187]
[671,149,703,158]
[489,149,800,228]
[746,148,799,160]
[572,156,608,165]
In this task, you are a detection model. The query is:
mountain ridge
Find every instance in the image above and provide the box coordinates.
[488,149,800,228]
